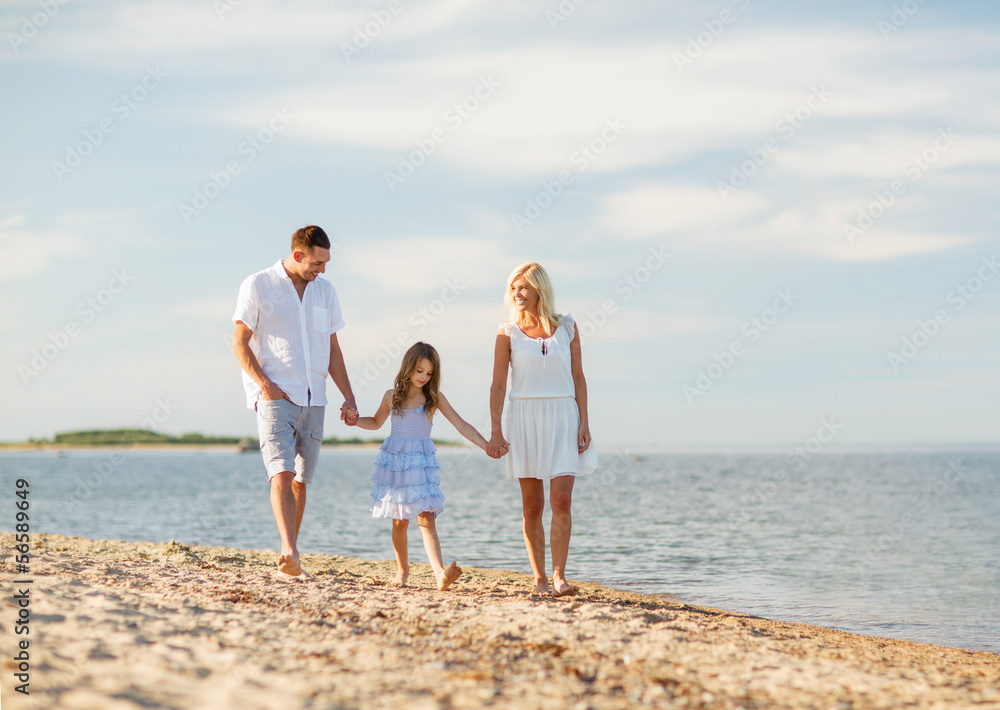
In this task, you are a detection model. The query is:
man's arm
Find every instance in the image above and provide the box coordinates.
[232,321,288,401]
[328,332,357,424]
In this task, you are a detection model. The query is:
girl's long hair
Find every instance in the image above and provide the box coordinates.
[391,342,441,417]
[504,262,560,335]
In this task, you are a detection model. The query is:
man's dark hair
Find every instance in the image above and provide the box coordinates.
[291,225,331,253]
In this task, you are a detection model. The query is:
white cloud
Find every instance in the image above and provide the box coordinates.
[597,186,768,239]
[341,237,509,294]
[0,215,90,282]
[595,185,972,260]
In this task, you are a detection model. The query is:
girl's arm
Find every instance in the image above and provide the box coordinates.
[486,333,511,457]
[569,324,591,453]
[353,390,392,431]
[436,393,489,452]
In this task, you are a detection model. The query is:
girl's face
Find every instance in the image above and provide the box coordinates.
[511,278,539,312]
[409,358,434,390]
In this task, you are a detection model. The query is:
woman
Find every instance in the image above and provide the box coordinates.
[487,263,597,596]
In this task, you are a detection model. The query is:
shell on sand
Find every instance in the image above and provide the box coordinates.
[1,533,998,709]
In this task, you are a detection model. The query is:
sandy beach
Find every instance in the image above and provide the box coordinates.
[2,533,998,709]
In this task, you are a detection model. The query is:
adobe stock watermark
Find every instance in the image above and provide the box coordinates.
[177,107,295,223]
[384,75,500,192]
[351,277,467,390]
[682,288,798,403]
[340,0,407,61]
[545,0,587,30]
[213,0,246,21]
[18,268,136,385]
[510,116,625,233]
[717,86,833,201]
[51,65,168,182]
[728,417,843,531]
[7,0,71,54]
[887,254,998,372]
[852,459,966,577]
[672,0,751,72]
[844,127,957,244]
[577,246,671,343]
[878,0,929,38]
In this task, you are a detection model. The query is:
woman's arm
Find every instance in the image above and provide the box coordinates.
[486,333,511,458]
[353,390,392,431]
[436,393,489,452]
[569,324,591,453]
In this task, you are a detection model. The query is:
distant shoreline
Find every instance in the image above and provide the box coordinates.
[0,441,469,452]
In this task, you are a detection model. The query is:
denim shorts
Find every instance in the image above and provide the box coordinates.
[255,398,325,483]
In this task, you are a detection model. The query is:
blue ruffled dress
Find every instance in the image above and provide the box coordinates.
[368,404,444,519]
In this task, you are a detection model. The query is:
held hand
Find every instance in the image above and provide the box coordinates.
[341,401,359,426]
[486,433,508,459]
[578,423,591,454]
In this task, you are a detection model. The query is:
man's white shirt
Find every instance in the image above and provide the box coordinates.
[233,260,345,408]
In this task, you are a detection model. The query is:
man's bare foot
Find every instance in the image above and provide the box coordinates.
[551,578,578,597]
[438,562,463,591]
[277,553,303,577]
[390,570,409,587]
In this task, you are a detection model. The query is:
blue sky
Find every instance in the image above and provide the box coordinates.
[2,0,998,449]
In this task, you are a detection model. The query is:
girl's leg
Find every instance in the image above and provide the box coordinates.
[417,512,462,591]
[518,478,549,594]
[391,519,410,586]
[549,475,577,596]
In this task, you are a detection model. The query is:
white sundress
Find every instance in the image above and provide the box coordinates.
[500,314,598,480]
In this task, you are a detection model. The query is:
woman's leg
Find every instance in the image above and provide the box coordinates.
[519,478,549,594]
[391,518,410,586]
[417,512,462,591]
[549,474,577,596]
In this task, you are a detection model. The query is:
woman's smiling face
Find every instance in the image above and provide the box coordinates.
[511,278,539,312]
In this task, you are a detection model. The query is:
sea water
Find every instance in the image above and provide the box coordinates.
[2,448,997,653]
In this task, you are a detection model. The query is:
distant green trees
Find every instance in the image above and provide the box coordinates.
[51,429,243,446]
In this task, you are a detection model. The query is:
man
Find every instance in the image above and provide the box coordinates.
[232,225,358,578]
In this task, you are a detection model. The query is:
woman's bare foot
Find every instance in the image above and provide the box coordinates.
[277,553,303,577]
[437,562,463,591]
[390,569,409,587]
[533,577,551,595]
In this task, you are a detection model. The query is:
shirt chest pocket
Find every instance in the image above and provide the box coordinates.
[312,306,328,334]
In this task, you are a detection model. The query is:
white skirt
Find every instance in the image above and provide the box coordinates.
[505,397,598,480]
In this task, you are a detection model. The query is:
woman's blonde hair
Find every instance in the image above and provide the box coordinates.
[504,262,560,335]
[392,342,440,417]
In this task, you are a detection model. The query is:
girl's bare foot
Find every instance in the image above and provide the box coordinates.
[390,570,409,587]
[551,577,578,597]
[438,562,463,591]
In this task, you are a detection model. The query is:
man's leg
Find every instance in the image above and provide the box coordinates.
[271,471,304,576]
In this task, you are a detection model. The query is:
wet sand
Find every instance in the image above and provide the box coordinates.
[2,533,998,709]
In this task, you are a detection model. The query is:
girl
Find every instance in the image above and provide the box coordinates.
[353,342,493,591]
